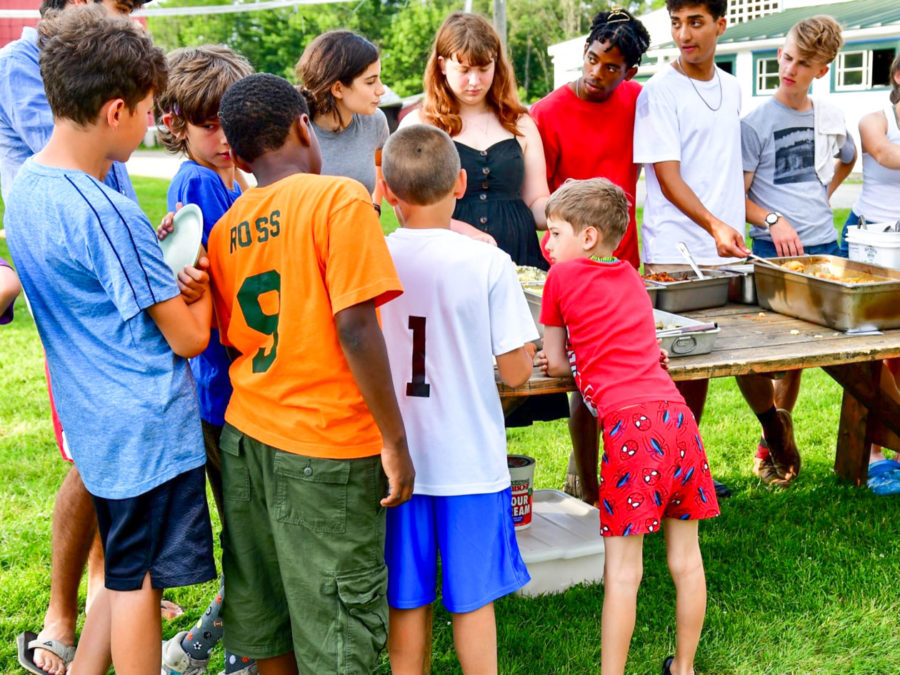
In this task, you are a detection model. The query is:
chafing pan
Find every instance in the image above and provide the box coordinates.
[719,264,757,304]
[644,270,733,312]
[753,255,900,331]
[654,309,720,357]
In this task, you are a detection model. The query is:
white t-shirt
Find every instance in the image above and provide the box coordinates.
[381,228,538,496]
[634,65,745,265]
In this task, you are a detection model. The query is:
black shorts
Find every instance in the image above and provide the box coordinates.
[92,465,216,591]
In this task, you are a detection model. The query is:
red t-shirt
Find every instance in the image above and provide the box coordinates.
[531,81,642,269]
[539,258,683,419]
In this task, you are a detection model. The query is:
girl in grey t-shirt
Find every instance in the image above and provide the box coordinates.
[296,30,389,199]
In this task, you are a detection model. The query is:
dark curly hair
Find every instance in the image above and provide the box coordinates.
[666,0,728,20]
[39,0,150,17]
[218,73,309,164]
[38,5,166,126]
[586,9,651,69]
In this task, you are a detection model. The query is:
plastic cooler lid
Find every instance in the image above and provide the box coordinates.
[516,489,605,564]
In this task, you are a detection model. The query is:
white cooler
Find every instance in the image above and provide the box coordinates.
[514,489,605,597]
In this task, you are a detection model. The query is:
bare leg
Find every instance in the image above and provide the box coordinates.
[773,370,802,413]
[84,533,104,615]
[569,392,600,505]
[664,519,706,675]
[389,605,432,674]
[257,652,298,675]
[68,586,111,675]
[452,603,497,675]
[36,466,98,675]
[600,535,644,675]
[735,374,775,416]
[675,380,708,423]
[109,573,162,675]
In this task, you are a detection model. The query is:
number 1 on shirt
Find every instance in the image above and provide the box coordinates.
[406,315,430,397]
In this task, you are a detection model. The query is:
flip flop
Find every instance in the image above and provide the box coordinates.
[867,459,900,496]
[17,631,76,675]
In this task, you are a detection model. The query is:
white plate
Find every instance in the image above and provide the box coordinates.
[159,203,202,277]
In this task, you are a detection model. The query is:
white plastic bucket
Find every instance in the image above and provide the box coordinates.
[508,455,536,529]
[845,225,900,270]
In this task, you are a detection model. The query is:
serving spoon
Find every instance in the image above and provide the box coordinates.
[676,241,705,280]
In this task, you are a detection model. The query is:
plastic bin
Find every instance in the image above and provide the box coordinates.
[514,490,605,597]
[845,225,900,270]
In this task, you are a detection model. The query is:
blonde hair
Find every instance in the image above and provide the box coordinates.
[155,45,253,155]
[382,125,460,206]
[788,16,843,65]
[545,178,629,248]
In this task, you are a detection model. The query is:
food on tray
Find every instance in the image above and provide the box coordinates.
[516,265,547,283]
[779,260,884,284]
[643,272,678,283]
[522,282,544,297]
[655,321,680,331]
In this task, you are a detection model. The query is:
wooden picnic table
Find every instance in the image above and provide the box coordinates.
[497,304,900,487]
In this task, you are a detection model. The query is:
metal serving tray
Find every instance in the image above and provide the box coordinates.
[644,280,661,306]
[719,264,756,304]
[654,309,720,358]
[522,283,544,338]
[753,255,900,331]
[644,270,733,312]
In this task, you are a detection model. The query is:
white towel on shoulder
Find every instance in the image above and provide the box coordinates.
[813,97,847,186]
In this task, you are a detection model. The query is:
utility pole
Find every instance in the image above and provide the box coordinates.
[464,0,472,12]
[493,0,507,50]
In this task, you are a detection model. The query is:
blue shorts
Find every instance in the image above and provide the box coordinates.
[92,465,216,591]
[839,210,860,257]
[751,237,844,258]
[385,489,530,614]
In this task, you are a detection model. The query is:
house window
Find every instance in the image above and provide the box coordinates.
[755,56,779,94]
[727,0,782,26]
[836,47,897,90]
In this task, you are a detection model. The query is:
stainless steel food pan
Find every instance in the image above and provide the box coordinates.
[719,264,756,304]
[753,255,900,331]
[647,270,733,312]
[654,309,720,358]
[522,287,544,338]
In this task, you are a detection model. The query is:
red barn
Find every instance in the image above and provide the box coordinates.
[0,0,39,48]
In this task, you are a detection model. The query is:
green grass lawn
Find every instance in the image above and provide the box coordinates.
[1,180,899,674]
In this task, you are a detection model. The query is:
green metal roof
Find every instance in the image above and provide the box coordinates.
[719,0,900,45]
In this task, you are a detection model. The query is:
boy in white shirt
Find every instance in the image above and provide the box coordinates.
[378,124,536,674]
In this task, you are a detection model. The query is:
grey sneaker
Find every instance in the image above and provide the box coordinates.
[161,631,209,675]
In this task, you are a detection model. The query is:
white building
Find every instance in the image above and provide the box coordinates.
[547,0,900,169]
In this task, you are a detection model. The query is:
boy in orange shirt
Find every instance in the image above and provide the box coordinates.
[208,72,414,673]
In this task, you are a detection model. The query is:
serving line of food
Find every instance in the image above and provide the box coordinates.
[503,256,900,488]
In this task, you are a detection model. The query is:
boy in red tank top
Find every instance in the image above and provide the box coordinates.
[536,178,719,675]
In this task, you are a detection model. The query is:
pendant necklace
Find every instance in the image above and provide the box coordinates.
[676,57,722,112]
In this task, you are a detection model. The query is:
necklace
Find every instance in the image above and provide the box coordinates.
[676,57,723,112]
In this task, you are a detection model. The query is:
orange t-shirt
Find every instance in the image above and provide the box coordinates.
[208,173,402,459]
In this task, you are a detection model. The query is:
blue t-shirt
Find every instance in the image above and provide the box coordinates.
[4,159,204,499]
[0,27,135,203]
[167,160,241,425]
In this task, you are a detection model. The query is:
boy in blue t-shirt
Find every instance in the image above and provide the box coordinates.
[154,44,257,675]
[4,7,216,673]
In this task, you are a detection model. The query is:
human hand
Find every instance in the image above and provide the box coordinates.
[523,341,538,360]
[178,247,209,304]
[156,202,183,241]
[710,219,750,258]
[534,349,549,374]
[658,343,670,371]
[769,218,804,257]
[380,443,415,507]
[450,218,498,247]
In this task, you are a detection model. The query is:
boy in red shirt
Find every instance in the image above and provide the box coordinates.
[536,178,719,675]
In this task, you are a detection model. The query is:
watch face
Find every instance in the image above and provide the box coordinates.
[765,213,778,226]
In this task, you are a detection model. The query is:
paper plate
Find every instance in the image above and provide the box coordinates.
[159,203,202,277]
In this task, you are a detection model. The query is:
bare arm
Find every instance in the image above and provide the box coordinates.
[0,265,21,317]
[654,160,749,258]
[859,110,900,170]
[518,114,551,230]
[496,343,535,388]
[827,138,857,200]
[743,170,803,257]
[372,149,384,206]
[335,300,414,507]
[146,279,212,358]
[540,325,570,378]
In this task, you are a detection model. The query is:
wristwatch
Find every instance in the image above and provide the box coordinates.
[764,211,782,228]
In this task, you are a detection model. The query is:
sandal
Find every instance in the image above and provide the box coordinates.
[17,631,76,675]
[662,655,696,675]
[867,459,900,496]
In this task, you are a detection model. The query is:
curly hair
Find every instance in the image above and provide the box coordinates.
[155,45,253,155]
[421,12,526,138]
[39,0,150,17]
[666,0,728,20]
[295,30,379,127]
[38,5,166,126]
[586,9,651,69]
[788,16,844,65]
[218,73,309,164]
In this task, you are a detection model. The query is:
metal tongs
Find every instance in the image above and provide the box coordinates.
[676,241,705,279]
[745,252,784,270]
[656,322,718,337]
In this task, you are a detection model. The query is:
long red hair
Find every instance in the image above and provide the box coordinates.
[421,12,527,138]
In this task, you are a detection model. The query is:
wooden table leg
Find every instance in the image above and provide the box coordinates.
[823,361,900,486]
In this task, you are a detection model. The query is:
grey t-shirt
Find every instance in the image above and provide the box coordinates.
[314,108,389,195]
[742,98,854,246]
